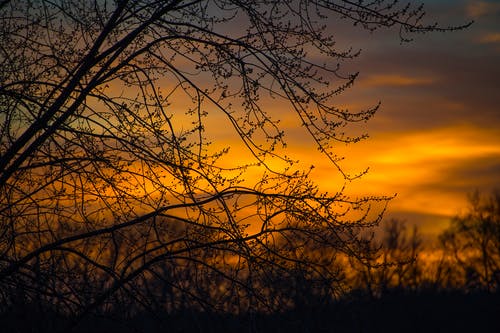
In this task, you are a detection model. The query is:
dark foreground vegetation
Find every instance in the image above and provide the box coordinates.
[2,291,499,332]
[2,190,500,332]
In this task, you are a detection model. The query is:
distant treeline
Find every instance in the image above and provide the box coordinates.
[352,190,500,295]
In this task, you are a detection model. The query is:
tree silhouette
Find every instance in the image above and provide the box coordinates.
[0,0,468,324]
[350,219,423,297]
[440,190,500,292]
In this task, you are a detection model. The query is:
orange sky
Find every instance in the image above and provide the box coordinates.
[100,1,499,240]
[335,0,500,237]
[204,0,500,238]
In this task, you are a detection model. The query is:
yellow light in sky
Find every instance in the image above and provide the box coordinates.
[312,125,500,230]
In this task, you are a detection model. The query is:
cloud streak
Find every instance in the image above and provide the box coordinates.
[466,1,500,18]
[299,125,500,235]
[478,32,500,43]
[360,74,436,87]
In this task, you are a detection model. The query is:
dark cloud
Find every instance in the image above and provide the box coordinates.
[436,155,500,191]
[321,0,500,133]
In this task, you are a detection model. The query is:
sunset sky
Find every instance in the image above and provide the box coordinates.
[312,0,500,237]
[113,0,500,241]
[85,0,500,239]
[3,2,499,325]
[193,1,500,239]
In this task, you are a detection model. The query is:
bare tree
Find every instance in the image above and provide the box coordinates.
[440,190,500,292]
[0,0,468,323]
[350,219,423,297]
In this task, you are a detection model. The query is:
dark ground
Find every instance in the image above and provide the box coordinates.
[2,291,499,332]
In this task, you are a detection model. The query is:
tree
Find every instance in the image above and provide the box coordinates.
[440,190,500,292]
[350,219,423,297]
[0,0,467,325]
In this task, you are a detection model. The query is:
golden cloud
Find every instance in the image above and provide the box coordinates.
[304,125,500,221]
[479,32,500,44]
[361,74,436,87]
[466,1,500,18]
